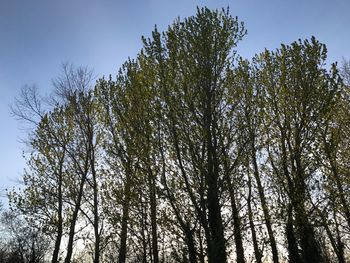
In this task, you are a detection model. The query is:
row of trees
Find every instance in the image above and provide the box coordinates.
[5,7,350,263]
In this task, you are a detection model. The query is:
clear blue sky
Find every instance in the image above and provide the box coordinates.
[0,0,349,199]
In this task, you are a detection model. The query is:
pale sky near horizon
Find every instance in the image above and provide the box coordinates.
[1,0,349,201]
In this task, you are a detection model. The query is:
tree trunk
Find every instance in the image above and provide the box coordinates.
[206,163,227,263]
[198,228,205,263]
[52,158,64,263]
[328,155,350,230]
[334,210,346,263]
[91,151,100,263]
[51,220,63,263]
[278,133,301,263]
[247,174,262,263]
[140,196,148,263]
[185,227,197,263]
[204,87,227,263]
[118,170,131,263]
[226,176,245,263]
[251,143,279,263]
[64,169,87,263]
[317,207,345,263]
[148,168,159,263]
[294,148,326,263]
[162,168,197,263]
[286,206,301,263]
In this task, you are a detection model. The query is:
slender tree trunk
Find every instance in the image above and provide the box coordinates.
[30,238,36,263]
[118,207,129,263]
[247,174,262,263]
[251,142,279,263]
[279,130,301,263]
[52,158,64,263]
[328,155,350,230]
[335,237,346,263]
[140,196,148,263]
[206,165,227,263]
[198,228,205,263]
[286,205,301,263]
[317,207,345,263]
[335,176,350,230]
[204,88,227,263]
[91,152,100,263]
[294,148,326,263]
[162,169,197,263]
[148,168,159,263]
[118,170,131,263]
[333,210,346,263]
[226,176,245,263]
[185,227,197,263]
[64,170,87,263]
[297,214,323,263]
[52,218,63,263]
[170,116,212,262]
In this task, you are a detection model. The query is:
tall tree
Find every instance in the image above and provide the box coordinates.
[142,7,246,263]
[10,86,72,263]
[257,37,340,263]
[234,58,279,263]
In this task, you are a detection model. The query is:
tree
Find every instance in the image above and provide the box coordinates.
[234,58,280,263]
[256,37,340,263]
[0,209,50,263]
[141,7,246,263]
[9,106,73,263]
[10,65,103,263]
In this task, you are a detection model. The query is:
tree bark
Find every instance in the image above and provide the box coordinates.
[247,174,262,263]
[251,142,279,263]
[64,162,88,263]
[204,85,227,263]
[148,168,159,263]
[91,148,100,263]
[118,170,131,263]
[51,157,64,263]
[286,205,301,263]
[226,176,245,263]
[293,143,326,263]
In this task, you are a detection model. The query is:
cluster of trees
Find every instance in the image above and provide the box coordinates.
[3,7,350,263]
[0,204,50,263]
